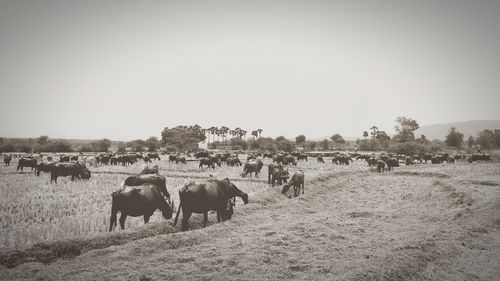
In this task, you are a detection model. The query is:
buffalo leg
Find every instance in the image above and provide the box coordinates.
[119,213,127,229]
[203,212,208,226]
[181,211,192,231]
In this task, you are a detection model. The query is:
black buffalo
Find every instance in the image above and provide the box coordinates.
[168,155,177,163]
[468,154,491,163]
[17,157,37,171]
[35,162,55,176]
[241,159,263,178]
[109,184,173,231]
[281,171,305,197]
[173,178,248,231]
[3,155,11,166]
[268,163,289,187]
[226,157,242,166]
[123,174,171,204]
[194,151,209,159]
[50,162,91,183]
[199,158,216,170]
[317,156,324,163]
[147,153,161,161]
[176,156,187,164]
[297,154,308,161]
[59,155,70,162]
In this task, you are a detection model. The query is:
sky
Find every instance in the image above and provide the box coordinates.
[0,0,499,141]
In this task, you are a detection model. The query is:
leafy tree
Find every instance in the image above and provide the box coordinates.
[320,139,330,150]
[476,129,495,149]
[363,131,368,140]
[295,135,306,145]
[36,136,49,145]
[91,139,112,152]
[330,133,345,144]
[0,143,15,152]
[161,125,206,152]
[145,136,159,152]
[444,127,464,148]
[229,137,247,150]
[370,126,379,139]
[393,117,420,142]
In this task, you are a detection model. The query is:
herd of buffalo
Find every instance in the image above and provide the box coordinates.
[0,150,492,232]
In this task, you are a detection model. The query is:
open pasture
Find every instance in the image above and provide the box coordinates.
[0,155,368,249]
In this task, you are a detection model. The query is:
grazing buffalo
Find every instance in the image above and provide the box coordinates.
[241,159,263,178]
[3,155,11,166]
[297,154,308,161]
[70,155,78,161]
[281,171,305,197]
[140,165,159,175]
[468,154,491,163]
[282,155,297,166]
[317,156,324,163]
[405,156,413,165]
[168,155,177,163]
[385,157,399,171]
[176,156,187,164]
[376,160,387,173]
[268,163,289,187]
[17,157,37,171]
[59,155,70,162]
[123,174,171,204]
[143,156,151,163]
[227,157,242,166]
[109,184,173,231]
[195,151,209,159]
[35,162,55,176]
[199,158,216,170]
[147,153,161,161]
[173,178,248,231]
[50,162,91,183]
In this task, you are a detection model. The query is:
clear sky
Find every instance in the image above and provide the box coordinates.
[1,0,499,141]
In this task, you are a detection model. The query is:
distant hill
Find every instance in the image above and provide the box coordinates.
[415,120,500,140]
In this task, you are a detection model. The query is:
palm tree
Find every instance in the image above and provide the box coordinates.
[257,129,263,138]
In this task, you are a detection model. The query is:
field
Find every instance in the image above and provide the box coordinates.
[1,155,500,280]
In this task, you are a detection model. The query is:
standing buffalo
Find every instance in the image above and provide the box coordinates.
[176,156,187,164]
[194,151,209,159]
[227,157,242,166]
[123,174,171,204]
[241,159,263,178]
[59,155,70,162]
[281,171,305,197]
[140,165,159,175]
[173,178,248,231]
[376,160,387,173]
[50,162,91,183]
[317,156,324,163]
[35,162,55,176]
[109,184,173,231]
[17,157,37,171]
[168,155,177,163]
[199,158,216,170]
[268,163,289,187]
[297,154,308,161]
[147,153,161,161]
[3,155,11,166]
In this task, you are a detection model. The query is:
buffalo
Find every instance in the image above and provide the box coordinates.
[35,162,55,176]
[59,155,70,162]
[173,178,248,231]
[17,157,37,171]
[227,157,242,166]
[3,155,11,166]
[317,156,324,163]
[376,160,387,173]
[147,153,161,161]
[109,184,173,231]
[50,162,91,183]
[199,158,216,170]
[168,155,177,163]
[176,156,187,164]
[281,171,305,197]
[297,154,308,161]
[268,163,289,187]
[123,174,171,204]
[468,154,491,163]
[241,159,263,178]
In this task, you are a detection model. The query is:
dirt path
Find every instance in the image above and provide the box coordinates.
[1,163,499,280]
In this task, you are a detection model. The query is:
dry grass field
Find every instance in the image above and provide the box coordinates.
[1,156,499,280]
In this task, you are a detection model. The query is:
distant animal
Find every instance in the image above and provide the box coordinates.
[385,157,399,171]
[147,153,161,161]
[50,162,91,183]
[199,158,216,170]
[70,155,78,161]
[282,155,297,166]
[46,156,53,162]
[59,155,70,162]
[268,163,289,187]
[143,156,151,163]
[17,157,37,171]
[3,155,11,166]
[194,151,210,159]
[140,165,158,175]
[123,174,171,204]
[226,157,242,166]
[35,162,55,176]
[376,160,387,173]
[468,154,490,163]
[297,154,308,161]
[405,156,413,165]
[176,156,186,164]
[168,155,177,163]
[281,171,305,197]
[109,183,173,231]
[241,159,263,178]
[173,178,248,231]
[317,156,324,163]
